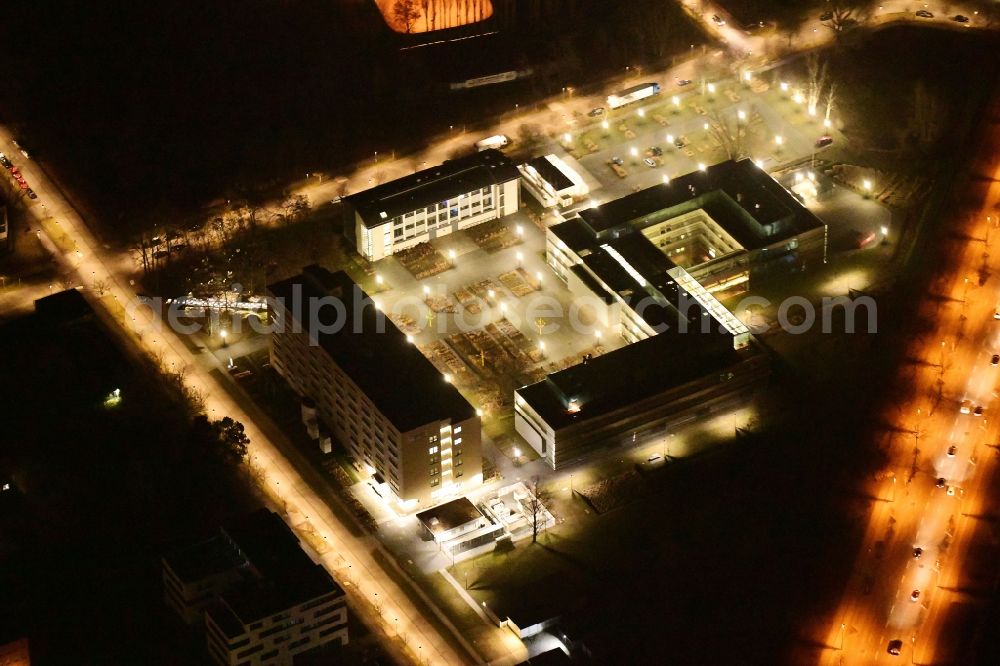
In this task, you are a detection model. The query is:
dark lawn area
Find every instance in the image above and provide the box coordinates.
[0,303,260,663]
[0,0,702,242]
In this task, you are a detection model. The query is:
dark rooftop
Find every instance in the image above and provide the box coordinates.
[574,159,824,251]
[517,329,745,430]
[205,510,343,638]
[345,149,519,228]
[33,288,93,324]
[525,155,573,192]
[267,266,476,432]
[416,497,484,535]
[163,536,244,584]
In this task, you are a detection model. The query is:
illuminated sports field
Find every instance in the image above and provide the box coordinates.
[374,0,494,33]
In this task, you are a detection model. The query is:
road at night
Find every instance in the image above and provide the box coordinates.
[817,80,1000,665]
[0,128,517,665]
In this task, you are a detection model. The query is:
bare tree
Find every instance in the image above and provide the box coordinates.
[393,0,420,33]
[525,476,550,543]
[825,0,869,33]
[805,53,828,118]
[706,109,755,161]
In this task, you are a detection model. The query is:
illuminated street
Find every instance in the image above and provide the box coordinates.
[817,80,1000,666]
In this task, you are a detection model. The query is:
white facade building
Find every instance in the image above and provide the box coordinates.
[267,266,483,508]
[344,149,520,261]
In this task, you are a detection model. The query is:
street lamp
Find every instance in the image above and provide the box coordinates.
[737,109,746,121]
[780,81,789,92]
[638,108,645,118]
[375,273,383,286]
[448,249,457,265]
[666,133,674,145]
[707,83,716,95]
[630,146,638,158]
[220,329,228,347]
[698,162,706,172]
[824,118,832,128]
[601,120,609,131]
[562,132,572,143]
[662,174,670,184]
[535,271,543,285]
[423,285,431,297]
[516,224,524,238]
[516,251,524,267]
[863,179,873,194]
[774,135,784,146]
[672,95,680,108]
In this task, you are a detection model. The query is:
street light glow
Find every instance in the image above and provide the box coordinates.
[630,146,638,157]
[375,273,383,285]
[824,118,832,128]
[562,132,572,142]
[698,162,706,171]
[666,133,674,144]
[672,95,680,107]
[737,110,746,121]
[601,120,609,130]
[743,71,752,82]
[780,81,789,92]
[863,179,873,191]
[707,83,716,94]
[662,174,670,184]
[423,285,430,296]
[638,108,645,118]
[774,135,784,146]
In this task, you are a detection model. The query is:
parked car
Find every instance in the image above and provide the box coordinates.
[588,107,605,117]
[936,477,946,488]
[947,446,957,457]
[960,399,972,414]
[0,153,11,169]
[675,78,692,87]
[649,146,663,156]
[673,136,687,148]
[711,15,726,26]
[26,188,36,200]
[611,156,624,166]
[643,158,657,168]
[887,639,903,655]
[819,11,833,21]
[974,405,984,417]
[816,135,834,148]
[910,589,920,602]
[992,354,999,366]
[952,15,970,23]
[916,10,934,18]
[913,547,923,559]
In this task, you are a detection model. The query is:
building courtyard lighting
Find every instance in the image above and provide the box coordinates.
[774,135,784,146]
[863,179,873,192]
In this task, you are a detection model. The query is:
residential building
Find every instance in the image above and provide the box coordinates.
[343,149,520,261]
[267,266,482,507]
[163,510,348,665]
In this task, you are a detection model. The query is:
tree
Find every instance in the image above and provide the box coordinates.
[525,476,550,543]
[192,415,250,464]
[825,0,870,34]
[805,53,829,118]
[393,0,421,33]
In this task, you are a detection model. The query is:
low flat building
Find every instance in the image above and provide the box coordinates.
[518,154,588,208]
[164,510,348,666]
[267,266,482,508]
[416,496,504,558]
[344,149,520,261]
[553,159,827,295]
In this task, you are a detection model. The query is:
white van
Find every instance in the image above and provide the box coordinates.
[475,135,509,151]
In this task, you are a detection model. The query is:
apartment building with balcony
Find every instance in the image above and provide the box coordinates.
[267,266,482,507]
[163,510,348,666]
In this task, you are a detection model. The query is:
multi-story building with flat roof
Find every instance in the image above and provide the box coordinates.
[515,161,791,469]
[267,266,482,507]
[554,159,827,296]
[163,510,348,666]
[343,149,520,261]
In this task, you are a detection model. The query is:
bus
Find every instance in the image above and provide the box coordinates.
[607,82,661,110]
